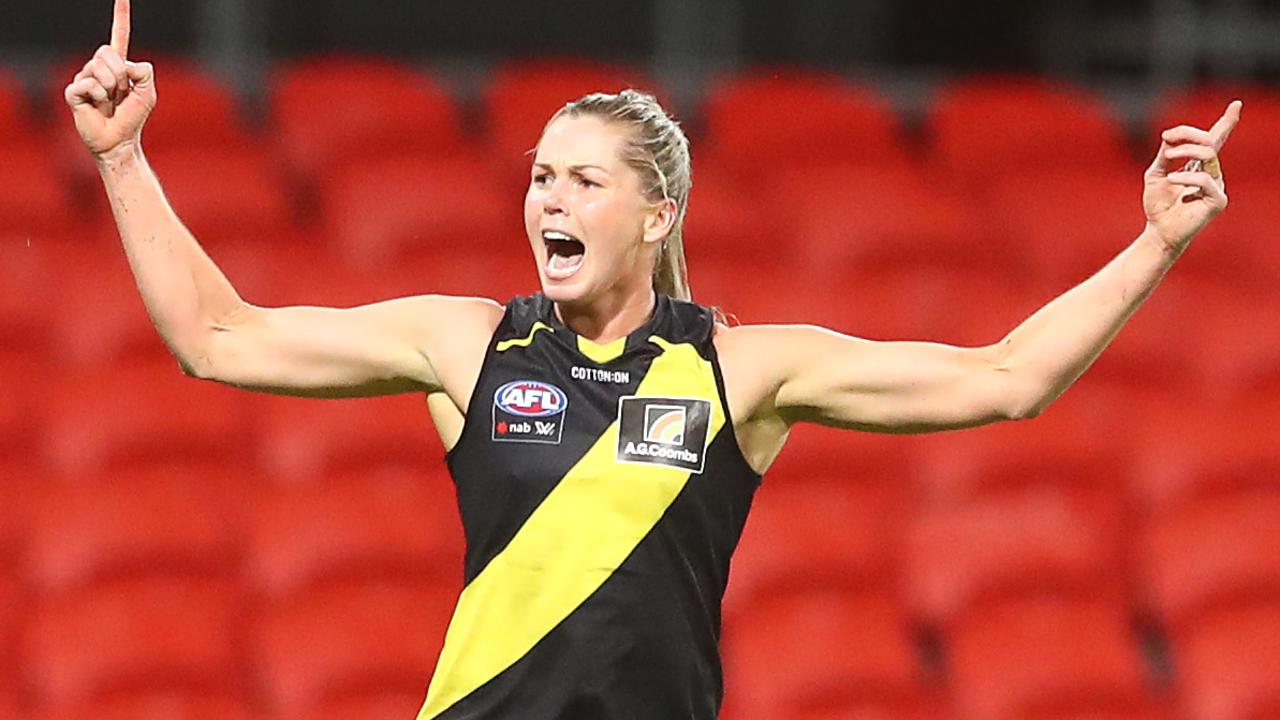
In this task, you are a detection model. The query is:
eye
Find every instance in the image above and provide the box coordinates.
[576,176,601,189]
[532,173,552,186]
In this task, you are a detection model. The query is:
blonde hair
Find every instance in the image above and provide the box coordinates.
[546,89,693,301]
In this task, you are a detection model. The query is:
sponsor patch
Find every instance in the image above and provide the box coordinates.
[616,396,712,473]
[493,380,567,444]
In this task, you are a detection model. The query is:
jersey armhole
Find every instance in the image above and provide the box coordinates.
[443,303,517,467]
[707,341,765,487]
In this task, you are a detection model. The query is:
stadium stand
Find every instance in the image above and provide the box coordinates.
[1173,605,1280,720]
[252,580,457,717]
[21,578,242,707]
[244,466,463,599]
[25,694,259,720]
[926,74,1134,180]
[23,463,244,593]
[484,58,662,189]
[270,56,466,181]
[699,68,913,180]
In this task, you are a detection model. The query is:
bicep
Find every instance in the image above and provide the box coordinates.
[195,294,500,399]
[769,326,1028,433]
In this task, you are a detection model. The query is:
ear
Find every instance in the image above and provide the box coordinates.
[641,197,678,246]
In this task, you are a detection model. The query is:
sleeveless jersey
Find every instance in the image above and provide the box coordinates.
[418,292,762,720]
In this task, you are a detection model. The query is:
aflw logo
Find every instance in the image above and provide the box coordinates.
[493,380,567,444]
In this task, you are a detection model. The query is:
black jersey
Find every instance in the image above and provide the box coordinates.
[417,292,762,720]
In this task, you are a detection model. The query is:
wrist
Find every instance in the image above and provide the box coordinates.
[1140,222,1190,260]
[95,141,145,174]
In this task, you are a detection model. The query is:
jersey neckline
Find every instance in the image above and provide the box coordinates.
[537,292,669,365]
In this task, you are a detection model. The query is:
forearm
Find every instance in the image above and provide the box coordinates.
[1001,223,1186,415]
[98,146,245,372]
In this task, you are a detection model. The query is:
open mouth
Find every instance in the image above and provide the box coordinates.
[543,230,586,280]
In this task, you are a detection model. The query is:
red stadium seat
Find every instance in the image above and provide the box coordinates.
[1175,605,1280,720]
[0,147,78,236]
[926,75,1133,179]
[1138,491,1280,631]
[700,68,913,181]
[771,164,1010,281]
[722,590,929,720]
[245,467,463,598]
[484,58,662,188]
[680,163,775,265]
[320,153,514,271]
[253,393,444,480]
[947,597,1161,720]
[1184,178,1280,289]
[1150,85,1280,186]
[280,692,428,720]
[146,147,295,249]
[253,580,457,716]
[40,237,174,368]
[21,578,241,706]
[0,68,33,141]
[986,167,1147,286]
[904,490,1124,626]
[728,475,907,606]
[269,56,466,180]
[27,694,258,720]
[1133,395,1280,510]
[0,353,43,463]
[40,358,252,476]
[912,392,1132,505]
[24,463,245,592]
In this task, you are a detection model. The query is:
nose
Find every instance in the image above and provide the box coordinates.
[542,178,567,216]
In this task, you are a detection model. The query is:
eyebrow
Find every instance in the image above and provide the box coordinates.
[533,162,612,175]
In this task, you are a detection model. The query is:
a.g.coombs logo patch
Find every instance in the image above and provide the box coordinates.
[492,380,567,444]
[616,396,712,473]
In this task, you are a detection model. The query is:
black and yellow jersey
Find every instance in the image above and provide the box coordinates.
[418,292,762,720]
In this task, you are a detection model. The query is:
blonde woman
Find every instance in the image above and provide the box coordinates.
[66,1,1240,717]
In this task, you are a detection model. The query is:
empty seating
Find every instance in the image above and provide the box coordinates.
[253,394,445,480]
[22,578,241,706]
[700,68,912,180]
[728,476,906,606]
[270,56,466,180]
[0,68,32,141]
[1138,491,1280,631]
[24,463,244,592]
[485,58,661,187]
[40,358,251,475]
[319,153,512,271]
[146,147,294,249]
[253,580,457,716]
[245,467,463,598]
[947,597,1160,720]
[927,75,1132,179]
[722,590,928,720]
[26,694,258,720]
[905,490,1124,627]
[1174,605,1280,720]
[0,148,78,236]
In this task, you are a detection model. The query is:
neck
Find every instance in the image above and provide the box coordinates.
[555,282,657,345]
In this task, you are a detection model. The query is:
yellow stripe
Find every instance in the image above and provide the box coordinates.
[495,322,553,352]
[418,336,722,719]
[576,335,627,364]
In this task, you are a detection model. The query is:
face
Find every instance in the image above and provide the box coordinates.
[524,114,674,305]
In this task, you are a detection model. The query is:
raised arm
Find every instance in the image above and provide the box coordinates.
[722,101,1242,435]
[65,1,503,401]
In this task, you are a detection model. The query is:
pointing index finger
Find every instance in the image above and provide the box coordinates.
[1208,99,1243,150]
[111,0,131,59]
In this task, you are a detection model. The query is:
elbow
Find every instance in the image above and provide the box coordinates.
[1002,377,1055,421]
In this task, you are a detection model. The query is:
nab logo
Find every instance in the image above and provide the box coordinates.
[494,381,567,418]
[493,380,567,444]
[643,405,686,445]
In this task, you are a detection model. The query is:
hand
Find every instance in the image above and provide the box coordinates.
[64,0,157,163]
[1142,100,1242,251]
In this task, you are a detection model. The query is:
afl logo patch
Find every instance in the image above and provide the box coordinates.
[493,380,567,444]
[617,396,712,474]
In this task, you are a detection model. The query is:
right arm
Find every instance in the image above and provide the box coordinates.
[69,2,503,401]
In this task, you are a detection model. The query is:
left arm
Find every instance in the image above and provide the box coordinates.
[736,101,1242,434]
